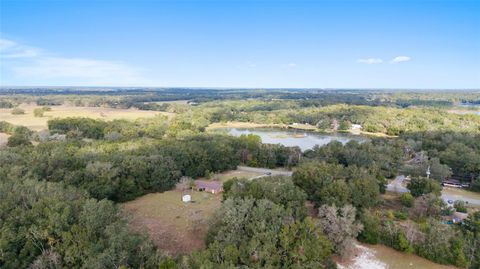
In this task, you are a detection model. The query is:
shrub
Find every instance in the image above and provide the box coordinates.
[7,133,32,147]
[394,210,408,220]
[454,200,468,213]
[33,108,44,117]
[11,107,25,115]
[400,193,414,207]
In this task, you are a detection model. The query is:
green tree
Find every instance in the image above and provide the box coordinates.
[407,177,442,197]
[358,210,381,244]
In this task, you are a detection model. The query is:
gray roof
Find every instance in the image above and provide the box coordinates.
[195,180,223,190]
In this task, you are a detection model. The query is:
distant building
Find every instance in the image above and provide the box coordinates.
[351,124,362,130]
[442,179,470,188]
[195,180,223,194]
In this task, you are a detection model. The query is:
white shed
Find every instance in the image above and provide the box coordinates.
[182,194,191,203]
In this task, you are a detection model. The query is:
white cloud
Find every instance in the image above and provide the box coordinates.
[357,58,383,64]
[14,57,142,80]
[1,38,148,86]
[0,38,39,58]
[391,56,411,63]
[282,62,298,68]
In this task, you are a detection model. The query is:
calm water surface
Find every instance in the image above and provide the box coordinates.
[459,103,480,115]
[224,128,367,151]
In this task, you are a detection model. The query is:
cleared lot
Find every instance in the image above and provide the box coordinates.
[0,103,171,131]
[121,168,283,255]
[123,190,221,255]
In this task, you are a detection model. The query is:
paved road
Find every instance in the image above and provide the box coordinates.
[387,175,480,206]
[441,188,480,206]
[237,166,293,180]
[386,175,409,193]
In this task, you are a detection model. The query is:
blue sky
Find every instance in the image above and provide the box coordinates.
[1,0,479,88]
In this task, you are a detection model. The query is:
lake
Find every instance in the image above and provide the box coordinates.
[221,128,367,151]
[458,103,480,115]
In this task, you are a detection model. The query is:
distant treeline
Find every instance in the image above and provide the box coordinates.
[2,88,479,111]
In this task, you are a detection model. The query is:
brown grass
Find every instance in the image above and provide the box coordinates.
[122,190,222,255]
[0,103,174,131]
[379,192,404,211]
[121,169,264,255]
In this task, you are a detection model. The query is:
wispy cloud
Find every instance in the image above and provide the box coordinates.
[0,38,148,86]
[357,58,383,64]
[282,62,298,68]
[0,38,40,58]
[391,56,411,63]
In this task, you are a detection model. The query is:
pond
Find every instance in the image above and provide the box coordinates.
[338,243,457,269]
[458,103,480,115]
[219,128,367,151]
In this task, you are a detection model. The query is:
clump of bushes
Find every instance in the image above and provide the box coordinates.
[400,193,414,207]
[11,107,25,115]
[454,200,468,213]
[33,106,52,117]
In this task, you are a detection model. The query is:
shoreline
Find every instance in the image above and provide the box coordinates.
[206,121,397,138]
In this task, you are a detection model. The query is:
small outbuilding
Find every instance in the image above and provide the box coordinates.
[195,180,223,194]
[182,194,191,203]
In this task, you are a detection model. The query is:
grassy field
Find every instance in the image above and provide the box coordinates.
[0,103,173,131]
[123,190,221,255]
[121,169,263,255]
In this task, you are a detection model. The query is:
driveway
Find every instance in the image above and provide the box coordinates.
[386,175,409,193]
[237,166,293,180]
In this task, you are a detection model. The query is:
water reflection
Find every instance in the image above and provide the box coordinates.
[224,128,367,151]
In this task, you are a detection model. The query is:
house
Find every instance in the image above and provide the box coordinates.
[195,180,223,194]
[442,179,464,188]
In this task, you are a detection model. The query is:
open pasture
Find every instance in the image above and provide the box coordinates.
[0,103,172,131]
[123,190,221,255]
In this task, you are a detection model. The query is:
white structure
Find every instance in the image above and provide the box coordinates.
[351,124,362,130]
[182,194,191,203]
